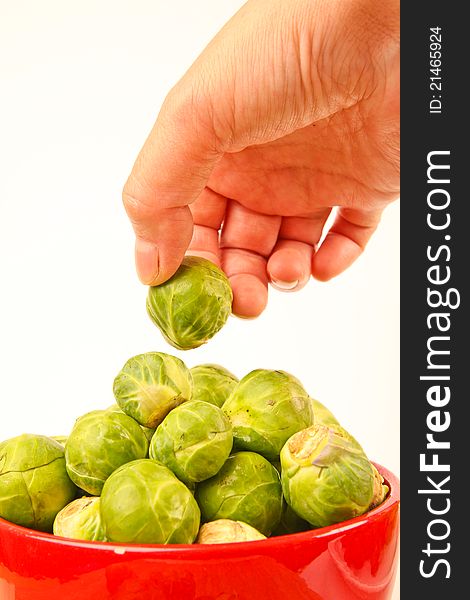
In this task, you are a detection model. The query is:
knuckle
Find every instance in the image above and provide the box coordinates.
[122,184,154,223]
[122,188,139,218]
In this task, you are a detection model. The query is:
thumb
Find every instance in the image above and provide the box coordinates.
[122,86,222,285]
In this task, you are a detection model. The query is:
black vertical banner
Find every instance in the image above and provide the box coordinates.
[401,3,466,597]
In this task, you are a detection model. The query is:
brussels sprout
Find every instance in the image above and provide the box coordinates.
[105,404,155,444]
[149,400,233,485]
[196,451,283,536]
[223,370,314,461]
[271,503,311,536]
[113,352,192,428]
[369,464,389,509]
[101,459,200,544]
[196,519,266,544]
[65,410,148,495]
[311,398,340,427]
[190,364,238,408]
[0,434,77,532]
[280,424,375,528]
[53,496,106,541]
[146,256,233,350]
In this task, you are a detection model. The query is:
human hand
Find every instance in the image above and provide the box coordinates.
[123,0,399,317]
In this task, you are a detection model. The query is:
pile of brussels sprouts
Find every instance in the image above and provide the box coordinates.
[0,258,389,545]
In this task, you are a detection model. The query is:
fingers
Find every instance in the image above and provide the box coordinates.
[311,207,384,281]
[222,250,269,319]
[267,211,331,290]
[219,201,281,318]
[188,201,332,315]
[187,188,227,266]
[191,187,227,229]
[190,196,281,318]
[220,201,282,256]
[123,0,332,287]
[188,224,221,267]
[267,240,314,292]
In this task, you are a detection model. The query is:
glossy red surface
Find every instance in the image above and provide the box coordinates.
[0,464,399,600]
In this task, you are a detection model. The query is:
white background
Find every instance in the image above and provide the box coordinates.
[0,1,399,597]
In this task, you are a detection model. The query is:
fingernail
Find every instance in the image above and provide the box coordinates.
[135,239,159,284]
[271,278,299,291]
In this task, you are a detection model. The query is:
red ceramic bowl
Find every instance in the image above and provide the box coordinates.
[0,464,399,600]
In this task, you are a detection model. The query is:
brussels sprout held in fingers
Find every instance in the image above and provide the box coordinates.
[146,256,233,350]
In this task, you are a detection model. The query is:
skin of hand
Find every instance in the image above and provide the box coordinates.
[123,0,400,318]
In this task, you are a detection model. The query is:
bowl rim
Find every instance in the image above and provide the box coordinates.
[0,462,399,557]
